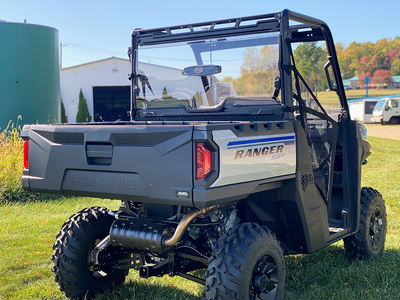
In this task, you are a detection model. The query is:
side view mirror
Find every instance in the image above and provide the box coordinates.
[182,65,222,76]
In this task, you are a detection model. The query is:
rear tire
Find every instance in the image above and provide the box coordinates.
[205,223,285,300]
[51,207,128,299]
[344,188,387,259]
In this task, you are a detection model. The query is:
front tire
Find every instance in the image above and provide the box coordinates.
[205,223,285,300]
[388,117,399,125]
[344,188,387,259]
[51,207,128,299]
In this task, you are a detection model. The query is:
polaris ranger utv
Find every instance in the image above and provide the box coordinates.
[21,9,386,300]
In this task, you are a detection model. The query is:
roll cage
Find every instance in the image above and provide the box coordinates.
[129,9,348,121]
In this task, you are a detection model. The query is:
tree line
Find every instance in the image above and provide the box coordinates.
[222,37,400,96]
[336,37,400,85]
[222,45,279,96]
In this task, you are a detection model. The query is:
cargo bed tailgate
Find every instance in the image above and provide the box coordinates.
[21,124,194,205]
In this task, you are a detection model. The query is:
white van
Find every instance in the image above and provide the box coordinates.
[371,97,400,124]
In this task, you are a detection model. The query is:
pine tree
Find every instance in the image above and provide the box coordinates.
[192,91,203,106]
[162,86,169,98]
[61,99,66,123]
[76,88,91,123]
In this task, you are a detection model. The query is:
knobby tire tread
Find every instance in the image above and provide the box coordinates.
[344,187,387,259]
[51,206,128,299]
[205,222,285,300]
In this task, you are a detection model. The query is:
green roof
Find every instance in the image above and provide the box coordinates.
[342,75,358,87]
[392,75,400,83]
[348,75,359,81]
[343,75,400,83]
[342,79,350,87]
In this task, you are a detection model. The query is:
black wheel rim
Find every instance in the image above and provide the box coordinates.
[88,238,117,282]
[369,207,384,249]
[250,254,278,300]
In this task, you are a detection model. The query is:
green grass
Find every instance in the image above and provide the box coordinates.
[317,88,400,101]
[0,198,204,300]
[1,135,400,299]
[283,136,400,300]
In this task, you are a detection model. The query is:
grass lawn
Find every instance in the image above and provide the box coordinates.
[316,88,400,101]
[1,136,400,299]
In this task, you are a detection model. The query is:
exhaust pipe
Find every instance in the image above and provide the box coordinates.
[162,202,235,247]
[106,202,236,255]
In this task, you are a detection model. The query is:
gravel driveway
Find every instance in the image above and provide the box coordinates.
[364,124,400,140]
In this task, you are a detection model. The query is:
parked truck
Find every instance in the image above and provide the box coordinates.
[371,96,400,124]
[21,10,386,300]
[348,98,379,123]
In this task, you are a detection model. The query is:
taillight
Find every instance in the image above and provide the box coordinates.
[24,140,29,169]
[196,143,212,180]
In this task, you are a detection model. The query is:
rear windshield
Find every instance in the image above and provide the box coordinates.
[135,33,280,110]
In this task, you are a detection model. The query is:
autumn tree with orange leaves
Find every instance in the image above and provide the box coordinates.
[222,45,279,96]
[336,37,400,79]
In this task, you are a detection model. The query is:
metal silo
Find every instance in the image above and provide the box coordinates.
[0,21,60,131]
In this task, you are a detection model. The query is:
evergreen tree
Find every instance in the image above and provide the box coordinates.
[76,88,91,123]
[192,91,203,106]
[61,99,66,123]
[162,86,169,98]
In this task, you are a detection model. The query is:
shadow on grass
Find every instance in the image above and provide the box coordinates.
[93,277,205,300]
[83,243,400,300]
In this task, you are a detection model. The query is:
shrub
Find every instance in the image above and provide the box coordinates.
[0,125,62,203]
[0,125,24,201]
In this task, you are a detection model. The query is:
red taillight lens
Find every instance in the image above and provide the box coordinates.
[24,140,29,169]
[196,143,212,180]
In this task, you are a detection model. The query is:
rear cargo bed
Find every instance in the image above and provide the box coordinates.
[21,122,194,206]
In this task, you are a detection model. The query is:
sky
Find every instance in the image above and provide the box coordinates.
[2,0,400,69]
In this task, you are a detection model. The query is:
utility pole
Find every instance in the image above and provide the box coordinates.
[60,42,67,69]
[60,42,62,69]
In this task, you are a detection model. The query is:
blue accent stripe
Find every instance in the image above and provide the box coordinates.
[227,134,295,147]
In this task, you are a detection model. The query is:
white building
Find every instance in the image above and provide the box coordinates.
[61,57,209,123]
[61,57,131,123]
